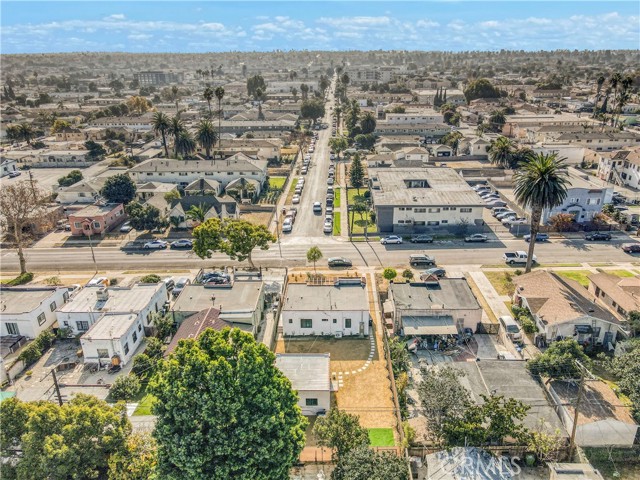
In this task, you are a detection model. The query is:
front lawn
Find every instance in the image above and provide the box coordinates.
[484,271,516,296]
[368,428,395,447]
[605,269,635,278]
[269,176,286,190]
[347,188,368,205]
[557,270,590,287]
[348,211,375,235]
[333,188,341,208]
[132,393,156,416]
[333,212,341,236]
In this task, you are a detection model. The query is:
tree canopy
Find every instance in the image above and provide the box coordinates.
[527,339,591,380]
[349,154,365,192]
[331,446,409,480]
[300,99,326,123]
[100,173,137,205]
[246,75,266,98]
[125,201,164,231]
[150,328,307,479]
[313,409,369,461]
[463,78,504,102]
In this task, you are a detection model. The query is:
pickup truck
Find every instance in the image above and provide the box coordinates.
[503,251,537,264]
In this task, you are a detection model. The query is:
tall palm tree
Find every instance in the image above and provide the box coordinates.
[168,116,185,157]
[152,111,171,157]
[488,136,516,169]
[214,87,225,154]
[592,75,606,117]
[186,204,207,224]
[18,123,34,145]
[175,131,196,158]
[171,85,180,116]
[514,153,569,273]
[203,86,214,118]
[360,111,377,135]
[255,88,265,121]
[196,120,217,159]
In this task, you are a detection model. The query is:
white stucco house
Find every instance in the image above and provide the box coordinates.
[80,313,144,366]
[281,281,370,337]
[275,353,333,415]
[0,286,70,339]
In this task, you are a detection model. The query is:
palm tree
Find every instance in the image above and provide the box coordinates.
[186,204,207,225]
[214,87,225,154]
[203,86,214,117]
[175,131,196,158]
[334,106,342,131]
[306,246,323,274]
[152,112,171,157]
[488,136,516,169]
[18,123,34,145]
[514,153,569,273]
[196,119,217,159]
[360,111,376,135]
[168,116,185,157]
[171,85,180,116]
[592,75,606,117]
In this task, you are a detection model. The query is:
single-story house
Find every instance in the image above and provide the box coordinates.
[275,353,332,415]
[1,158,18,177]
[164,307,227,355]
[281,281,370,337]
[68,203,125,236]
[80,313,143,366]
[588,273,640,320]
[168,195,238,229]
[513,271,624,348]
[0,286,70,339]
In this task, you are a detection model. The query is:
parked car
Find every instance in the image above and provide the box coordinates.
[496,211,518,221]
[464,234,488,243]
[328,257,352,267]
[503,217,527,226]
[119,221,133,233]
[409,254,436,267]
[473,184,490,192]
[485,200,508,208]
[313,202,322,213]
[327,177,334,186]
[323,220,333,233]
[170,239,193,249]
[380,235,403,245]
[524,233,549,242]
[172,277,191,297]
[622,243,640,253]
[282,220,293,233]
[420,268,446,279]
[143,240,168,249]
[163,278,175,291]
[326,205,334,215]
[292,194,301,204]
[202,271,230,282]
[8,171,22,178]
[479,191,499,199]
[411,235,434,243]
[585,232,612,241]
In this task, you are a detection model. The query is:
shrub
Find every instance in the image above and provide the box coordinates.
[35,331,55,351]
[7,272,34,286]
[402,269,414,281]
[109,374,141,401]
[44,276,61,286]
[521,317,538,334]
[139,274,161,284]
[145,337,165,359]
[18,331,56,366]
[382,268,397,282]
[131,353,155,379]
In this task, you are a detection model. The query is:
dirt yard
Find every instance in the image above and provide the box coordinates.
[240,211,272,226]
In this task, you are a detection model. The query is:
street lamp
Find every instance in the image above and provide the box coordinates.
[82,217,98,274]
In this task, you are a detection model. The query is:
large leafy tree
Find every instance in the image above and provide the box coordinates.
[246,74,266,98]
[359,111,377,135]
[196,119,217,159]
[100,173,137,205]
[300,99,326,124]
[152,111,170,157]
[527,339,591,380]
[514,152,569,272]
[0,395,131,480]
[193,218,276,268]
[125,201,164,231]
[441,131,463,155]
[332,446,409,480]
[463,78,503,102]
[150,328,306,480]
[313,409,369,461]
[600,339,640,421]
[108,432,158,480]
[329,136,349,160]
[0,181,52,274]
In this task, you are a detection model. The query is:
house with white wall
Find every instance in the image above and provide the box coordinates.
[275,353,333,415]
[1,158,18,177]
[80,313,144,366]
[281,281,370,337]
[0,286,69,339]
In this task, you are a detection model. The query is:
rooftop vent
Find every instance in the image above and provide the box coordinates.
[96,288,109,302]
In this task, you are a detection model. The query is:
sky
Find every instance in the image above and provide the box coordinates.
[1,1,639,54]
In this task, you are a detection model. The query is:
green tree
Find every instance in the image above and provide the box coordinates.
[50,118,71,134]
[306,246,323,274]
[514,152,569,272]
[0,395,131,480]
[140,274,161,283]
[132,353,156,379]
[164,189,181,202]
[401,268,414,282]
[175,130,196,158]
[150,328,306,479]
[390,105,406,113]
[101,173,137,205]
[488,136,516,168]
[196,119,217,159]
[527,339,591,380]
[214,86,225,153]
[125,202,164,231]
[441,131,463,155]
[349,154,365,193]
[329,136,349,160]
[332,446,409,480]
[168,116,186,157]
[145,337,165,359]
[202,86,214,117]
[17,122,35,144]
[246,74,266,98]
[300,99,326,124]
[359,111,377,135]
[389,336,410,376]
[354,133,376,150]
[463,78,503,102]
[84,139,107,160]
[151,311,176,341]
[350,201,369,236]
[299,83,310,101]
[600,339,640,421]
[108,432,157,480]
[152,111,171,157]
[110,374,141,401]
[382,268,397,282]
[193,218,276,269]
[488,109,507,132]
[313,409,369,461]
[57,169,83,187]
[185,203,207,224]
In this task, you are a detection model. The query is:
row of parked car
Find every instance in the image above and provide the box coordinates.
[142,239,193,250]
[472,184,507,209]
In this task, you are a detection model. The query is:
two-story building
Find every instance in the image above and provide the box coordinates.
[0,286,69,339]
[588,273,640,320]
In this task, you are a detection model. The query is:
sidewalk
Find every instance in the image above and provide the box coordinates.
[338,162,348,237]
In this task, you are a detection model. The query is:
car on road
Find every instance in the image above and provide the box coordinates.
[8,171,22,178]
[301,166,308,175]
[524,233,549,243]
[119,221,133,233]
[411,234,434,243]
[328,257,352,267]
[503,251,537,264]
[292,194,301,204]
[327,177,334,185]
[622,243,640,253]
[143,240,168,249]
[420,268,446,279]
[325,213,333,223]
[282,220,293,233]
[479,191,499,199]
[323,220,333,233]
[313,202,322,213]
[170,239,193,249]
[464,234,488,243]
[380,235,403,245]
[330,154,336,160]
[409,254,436,267]
[585,232,612,241]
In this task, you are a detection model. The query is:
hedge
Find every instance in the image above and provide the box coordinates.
[18,330,55,366]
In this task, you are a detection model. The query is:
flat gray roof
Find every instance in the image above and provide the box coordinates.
[283,283,369,312]
[390,280,481,311]
[57,284,163,314]
[82,313,137,340]
[370,167,485,207]
[172,281,263,314]
[0,287,64,314]
[275,353,331,392]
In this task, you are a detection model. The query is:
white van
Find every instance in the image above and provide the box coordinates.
[499,315,522,341]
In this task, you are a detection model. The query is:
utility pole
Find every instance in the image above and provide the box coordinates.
[568,360,591,460]
[51,369,63,406]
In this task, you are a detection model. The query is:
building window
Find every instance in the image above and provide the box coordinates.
[301,319,312,329]
[138,323,142,332]
[333,319,337,323]
[123,343,130,355]
[441,220,448,224]
[427,221,440,226]
[63,291,69,302]
[132,331,138,343]
[37,312,46,326]
[50,301,57,312]
[322,318,328,322]
[345,318,352,329]
[460,208,472,213]
[76,321,89,331]
[6,323,19,335]
[306,398,319,406]
[428,208,440,213]
[288,319,293,324]
[415,208,426,213]
[93,221,100,229]
[74,222,82,229]
[97,349,109,359]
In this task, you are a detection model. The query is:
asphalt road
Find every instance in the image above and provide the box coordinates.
[3,236,638,272]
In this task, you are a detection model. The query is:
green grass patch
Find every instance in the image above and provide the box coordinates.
[285,178,298,204]
[605,269,635,278]
[348,211,376,234]
[556,270,590,287]
[584,447,640,480]
[538,263,581,268]
[333,188,341,208]
[589,262,614,267]
[368,428,395,447]
[132,393,156,416]
[269,176,286,190]
[484,271,516,296]
[333,212,341,236]
[347,187,368,205]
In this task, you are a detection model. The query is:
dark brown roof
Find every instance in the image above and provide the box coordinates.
[165,307,226,355]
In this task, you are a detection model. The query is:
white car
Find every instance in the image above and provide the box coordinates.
[327,177,334,185]
[282,220,293,233]
[86,277,108,287]
[143,240,168,249]
[380,235,403,245]
[323,220,333,233]
[292,194,301,204]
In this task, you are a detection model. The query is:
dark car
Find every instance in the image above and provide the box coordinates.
[524,233,549,243]
[170,239,193,249]
[328,257,352,267]
[202,271,230,282]
[411,235,434,243]
[585,232,612,241]
[622,243,640,253]
[420,268,446,279]
[204,277,229,285]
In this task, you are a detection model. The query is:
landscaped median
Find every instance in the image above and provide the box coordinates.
[285,178,298,204]
[333,212,341,236]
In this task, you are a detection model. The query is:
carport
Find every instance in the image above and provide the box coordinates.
[401,315,458,336]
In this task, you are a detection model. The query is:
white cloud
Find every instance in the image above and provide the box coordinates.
[416,19,440,28]
[128,33,152,41]
[104,14,125,21]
